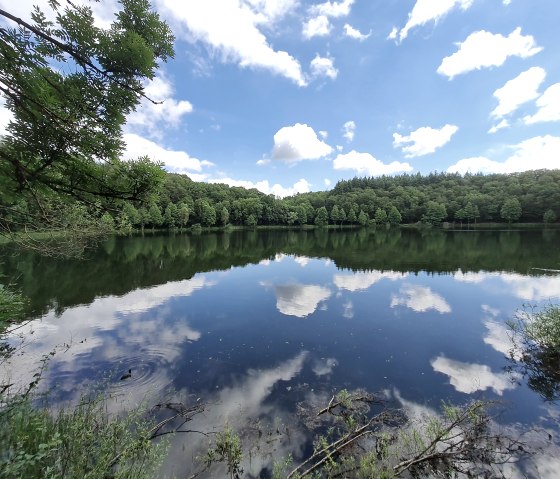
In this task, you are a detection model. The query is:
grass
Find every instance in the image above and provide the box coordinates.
[0,391,168,479]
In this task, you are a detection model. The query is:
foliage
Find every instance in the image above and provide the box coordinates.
[0,391,168,479]
[201,425,243,479]
[287,390,526,478]
[508,305,560,401]
[501,198,522,224]
[544,209,557,224]
[0,284,26,329]
[0,0,171,251]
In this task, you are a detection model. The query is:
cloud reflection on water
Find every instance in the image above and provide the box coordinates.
[431,356,519,395]
[391,285,451,313]
[261,282,331,317]
[334,270,407,292]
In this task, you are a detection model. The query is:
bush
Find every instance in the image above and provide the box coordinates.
[0,392,167,479]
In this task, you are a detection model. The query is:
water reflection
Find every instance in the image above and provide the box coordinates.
[391,285,451,313]
[2,229,560,475]
[454,270,560,301]
[261,282,331,318]
[431,356,519,395]
[333,270,407,292]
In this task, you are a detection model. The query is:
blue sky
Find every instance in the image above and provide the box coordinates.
[1,0,559,197]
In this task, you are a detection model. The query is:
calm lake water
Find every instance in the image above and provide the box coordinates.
[2,228,560,477]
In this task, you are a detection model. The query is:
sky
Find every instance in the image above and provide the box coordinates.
[1,0,559,197]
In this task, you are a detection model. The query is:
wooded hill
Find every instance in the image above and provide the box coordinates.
[114,169,560,229]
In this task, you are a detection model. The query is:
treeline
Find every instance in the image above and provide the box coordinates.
[3,169,559,233]
[109,169,559,230]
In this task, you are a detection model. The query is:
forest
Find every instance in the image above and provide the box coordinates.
[41,168,560,231]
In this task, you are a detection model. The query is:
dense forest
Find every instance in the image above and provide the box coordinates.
[3,167,559,238]
[58,168,560,230]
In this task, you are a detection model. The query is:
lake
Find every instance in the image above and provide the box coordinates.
[2,228,560,477]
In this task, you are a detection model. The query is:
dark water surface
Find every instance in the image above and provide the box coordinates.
[2,228,560,477]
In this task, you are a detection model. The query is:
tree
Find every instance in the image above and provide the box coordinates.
[314,206,328,227]
[0,0,173,244]
[164,203,178,228]
[463,202,480,226]
[348,207,357,224]
[374,208,388,225]
[201,202,216,227]
[543,209,557,224]
[220,207,230,226]
[177,204,190,229]
[148,203,163,229]
[358,210,368,227]
[501,198,522,224]
[388,206,402,226]
[423,201,447,226]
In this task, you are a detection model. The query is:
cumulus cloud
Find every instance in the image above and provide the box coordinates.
[524,83,560,124]
[387,26,398,41]
[431,356,518,395]
[272,123,333,162]
[209,177,311,198]
[303,15,331,38]
[488,119,510,134]
[309,0,354,18]
[344,24,371,41]
[333,151,413,176]
[155,0,306,86]
[391,285,451,314]
[342,120,356,142]
[491,67,546,119]
[447,135,560,174]
[438,28,542,79]
[393,124,458,158]
[324,178,331,187]
[126,73,193,139]
[123,133,213,176]
[310,54,338,80]
[398,0,474,42]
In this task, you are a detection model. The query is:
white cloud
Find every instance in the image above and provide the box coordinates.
[344,24,371,41]
[431,356,518,395]
[398,0,474,42]
[324,178,331,187]
[123,133,213,175]
[438,28,542,79]
[271,123,333,162]
[488,119,510,134]
[333,150,413,176]
[342,120,356,142]
[387,27,398,41]
[126,73,193,139]
[310,0,354,18]
[334,271,407,292]
[491,67,546,118]
[310,54,338,80]
[209,177,311,198]
[391,285,451,313]
[524,83,560,124]
[393,124,458,158]
[155,0,306,86]
[447,135,560,174]
[303,15,331,38]
[270,284,332,317]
